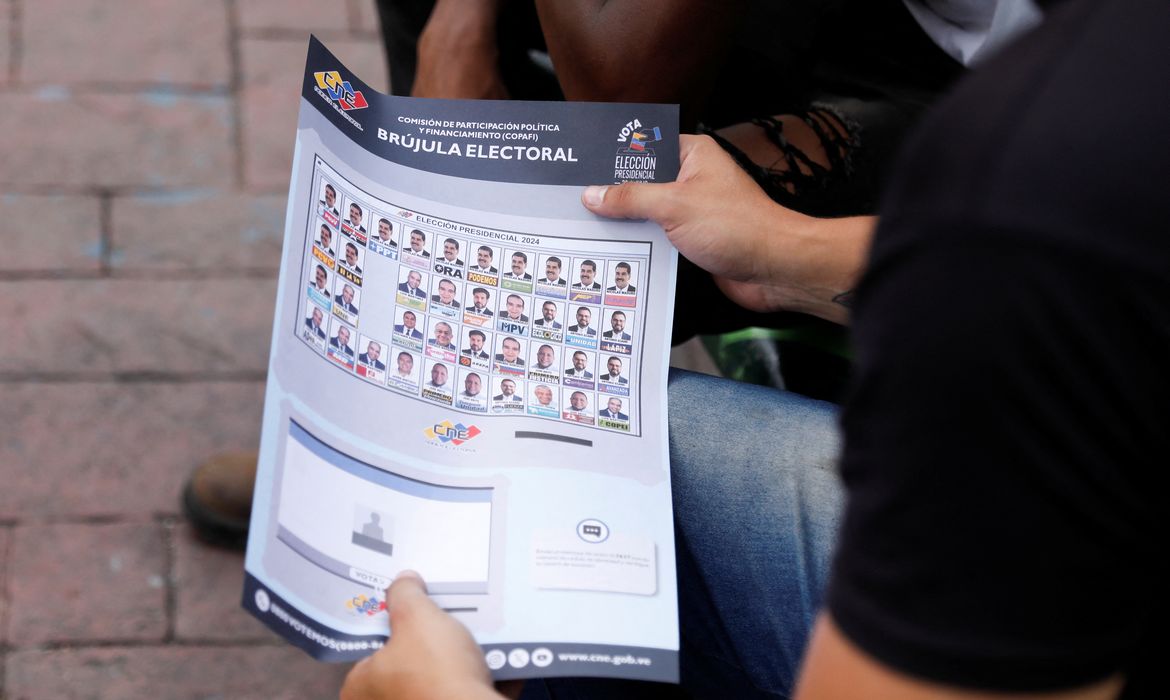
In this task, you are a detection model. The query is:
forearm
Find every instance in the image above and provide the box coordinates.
[416,0,498,52]
[533,0,739,103]
[763,213,875,325]
[413,0,508,98]
[421,0,500,41]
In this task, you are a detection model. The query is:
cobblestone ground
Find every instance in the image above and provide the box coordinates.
[0,1,386,697]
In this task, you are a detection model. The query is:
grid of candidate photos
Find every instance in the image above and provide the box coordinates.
[298,159,645,434]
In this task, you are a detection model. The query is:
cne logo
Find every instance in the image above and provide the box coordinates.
[345,594,386,617]
[314,70,369,111]
[424,420,482,445]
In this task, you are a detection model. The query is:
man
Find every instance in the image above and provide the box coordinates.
[343,242,363,274]
[564,351,592,379]
[329,326,353,356]
[460,372,483,399]
[431,279,460,309]
[466,287,493,316]
[346,202,366,233]
[603,310,630,340]
[303,307,326,339]
[427,322,456,351]
[600,356,628,384]
[504,251,531,280]
[539,255,566,285]
[408,229,430,257]
[494,337,524,367]
[361,513,384,541]
[359,341,385,370]
[573,259,601,290]
[393,351,414,380]
[316,225,335,256]
[532,344,556,370]
[440,238,464,266]
[492,378,521,402]
[321,1,1170,697]
[568,306,595,335]
[461,330,489,359]
[607,261,635,293]
[598,397,628,421]
[426,362,448,390]
[336,284,359,315]
[471,245,497,273]
[397,270,425,298]
[310,265,330,298]
[502,294,529,323]
[534,301,561,328]
[566,391,588,413]
[563,11,1165,691]
[199,2,1102,695]
[533,384,556,410]
[393,310,423,339]
[376,218,396,246]
[318,183,338,216]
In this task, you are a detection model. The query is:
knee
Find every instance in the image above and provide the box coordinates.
[668,368,842,478]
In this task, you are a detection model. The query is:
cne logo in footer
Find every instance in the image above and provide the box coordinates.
[424,419,482,446]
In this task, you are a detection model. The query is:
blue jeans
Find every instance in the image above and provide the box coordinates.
[531,369,844,699]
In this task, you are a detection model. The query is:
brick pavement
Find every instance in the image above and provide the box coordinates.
[0,1,386,697]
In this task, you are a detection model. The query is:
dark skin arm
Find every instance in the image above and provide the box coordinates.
[413,0,508,99]
[414,0,744,124]
[533,0,742,110]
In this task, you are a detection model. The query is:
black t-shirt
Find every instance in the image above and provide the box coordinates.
[827,0,1168,696]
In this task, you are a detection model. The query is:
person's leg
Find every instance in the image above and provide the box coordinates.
[671,369,843,698]
[537,370,843,699]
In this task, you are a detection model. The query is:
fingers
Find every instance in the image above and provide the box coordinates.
[582,135,722,223]
[679,133,707,162]
[339,656,375,700]
[342,570,501,700]
[386,570,432,631]
[581,182,675,224]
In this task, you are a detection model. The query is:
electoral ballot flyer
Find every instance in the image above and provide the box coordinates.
[243,36,680,682]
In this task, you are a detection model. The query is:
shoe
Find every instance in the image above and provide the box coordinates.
[182,451,258,549]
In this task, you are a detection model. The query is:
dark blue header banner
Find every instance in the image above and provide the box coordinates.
[302,36,679,187]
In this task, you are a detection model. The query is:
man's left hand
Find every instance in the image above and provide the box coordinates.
[340,571,504,700]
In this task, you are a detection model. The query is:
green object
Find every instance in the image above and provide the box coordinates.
[702,325,855,401]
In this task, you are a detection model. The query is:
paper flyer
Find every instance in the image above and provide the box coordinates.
[242,36,680,682]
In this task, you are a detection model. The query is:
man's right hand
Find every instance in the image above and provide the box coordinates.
[582,135,875,325]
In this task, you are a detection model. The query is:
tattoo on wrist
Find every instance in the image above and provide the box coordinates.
[832,290,855,309]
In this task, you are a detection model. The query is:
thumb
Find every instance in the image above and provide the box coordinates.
[385,570,435,632]
[582,182,673,224]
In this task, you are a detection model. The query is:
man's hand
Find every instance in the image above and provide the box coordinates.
[340,572,503,700]
[582,135,875,324]
[413,0,508,99]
